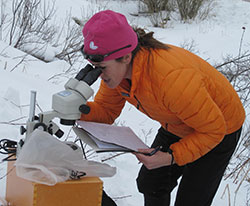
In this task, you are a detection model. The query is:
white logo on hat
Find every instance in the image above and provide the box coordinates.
[89,41,98,50]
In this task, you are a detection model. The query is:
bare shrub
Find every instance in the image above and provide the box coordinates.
[0,0,8,40]
[197,0,216,21]
[4,0,58,62]
[137,0,215,26]
[179,39,200,54]
[0,0,85,66]
[214,28,250,204]
[176,0,214,22]
[139,0,171,13]
[0,0,107,71]
[53,12,83,66]
[215,51,250,203]
[138,0,174,27]
[9,0,56,47]
[215,52,250,106]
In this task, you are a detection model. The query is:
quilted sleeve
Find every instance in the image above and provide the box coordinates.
[80,80,126,124]
[162,69,227,166]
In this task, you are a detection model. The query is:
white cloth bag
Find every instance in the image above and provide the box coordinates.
[15,129,116,185]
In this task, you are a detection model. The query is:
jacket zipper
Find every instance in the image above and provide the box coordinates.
[131,94,168,130]
[134,95,152,119]
[120,91,152,119]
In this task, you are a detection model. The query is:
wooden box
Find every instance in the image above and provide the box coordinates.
[5,161,103,206]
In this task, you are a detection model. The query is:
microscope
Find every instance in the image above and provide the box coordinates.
[19,64,102,149]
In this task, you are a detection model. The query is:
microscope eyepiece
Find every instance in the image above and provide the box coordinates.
[75,64,102,86]
[75,64,93,81]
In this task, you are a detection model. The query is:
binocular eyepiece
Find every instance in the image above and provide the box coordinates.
[75,64,102,86]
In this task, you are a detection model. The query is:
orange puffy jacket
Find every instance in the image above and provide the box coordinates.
[81,45,245,166]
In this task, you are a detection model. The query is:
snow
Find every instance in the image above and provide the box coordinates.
[0,0,250,205]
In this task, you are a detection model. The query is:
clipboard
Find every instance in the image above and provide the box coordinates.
[73,121,149,153]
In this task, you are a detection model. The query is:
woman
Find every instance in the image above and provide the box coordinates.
[80,10,245,206]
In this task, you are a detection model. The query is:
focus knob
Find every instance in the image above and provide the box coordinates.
[79,104,91,114]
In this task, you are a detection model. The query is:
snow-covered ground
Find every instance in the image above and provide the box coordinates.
[0,0,250,205]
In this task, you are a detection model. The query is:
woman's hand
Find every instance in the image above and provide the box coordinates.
[134,148,174,170]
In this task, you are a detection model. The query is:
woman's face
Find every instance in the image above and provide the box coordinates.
[93,54,132,89]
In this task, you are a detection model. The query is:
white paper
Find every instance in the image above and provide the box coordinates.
[88,133,128,150]
[76,121,149,152]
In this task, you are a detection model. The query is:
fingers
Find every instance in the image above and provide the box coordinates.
[136,153,156,169]
[134,148,157,164]
[134,151,172,170]
[137,148,154,153]
[136,148,155,156]
[134,152,153,167]
[137,146,162,156]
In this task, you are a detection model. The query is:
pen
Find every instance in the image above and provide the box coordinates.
[138,145,163,156]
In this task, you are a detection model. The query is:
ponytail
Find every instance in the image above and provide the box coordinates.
[134,27,169,50]
[131,27,169,62]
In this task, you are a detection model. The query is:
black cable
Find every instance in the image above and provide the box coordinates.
[0,139,17,161]
[74,138,87,160]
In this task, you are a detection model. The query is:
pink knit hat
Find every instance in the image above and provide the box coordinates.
[82,10,138,62]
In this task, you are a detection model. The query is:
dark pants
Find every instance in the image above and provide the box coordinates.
[136,127,242,206]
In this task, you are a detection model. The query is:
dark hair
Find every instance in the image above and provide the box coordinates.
[116,27,169,63]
